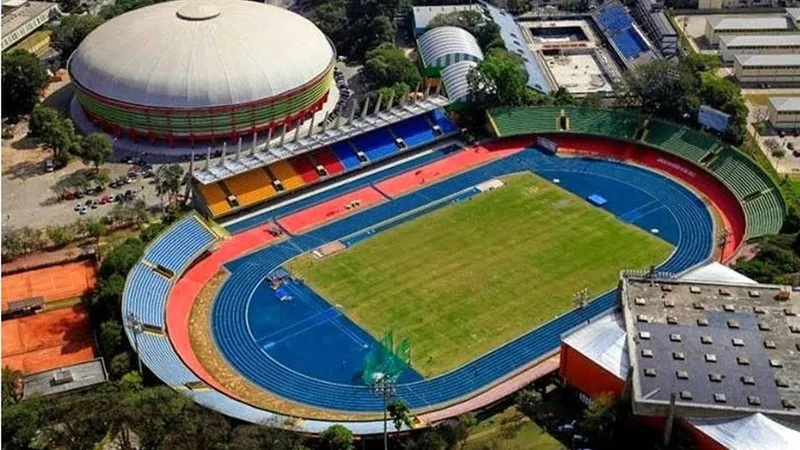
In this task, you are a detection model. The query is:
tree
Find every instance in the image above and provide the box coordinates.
[140,222,168,242]
[155,164,185,209]
[119,371,143,391]
[618,60,699,123]
[2,226,45,259]
[51,14,106,61]
[99,238,145,278]
[468,49,532,108]
[772,148,787,170]
[77,216,106,240]
[581,392,618,443]
[428,10,503,52]
[515,388,543,418]
[57,0,81,12]
[2,367,24,408]
[388,399,412,434]
[406,431,447,450]
[2,396,45,450]
[319,424,354,450]
[2,50,49,119]
[29,105,61,137]
[40,115,81,160]
[99,320,124,358]
[364,43,422,90]
[581,92,604,108]
[46,224,76,247]
[110,353,133,380]
[78,133,113,171]
[108,199,149,226]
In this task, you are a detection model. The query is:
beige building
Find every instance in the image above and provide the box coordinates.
[719,34,800,63]
[1,0,59,51]
[768,97,800,129]
[734,54,800,85]
[699,0,785,8]
[704,16,793,45]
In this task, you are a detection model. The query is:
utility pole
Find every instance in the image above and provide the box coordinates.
[717,229,731,262]
[374,374,396,450]
[126,312,144,376]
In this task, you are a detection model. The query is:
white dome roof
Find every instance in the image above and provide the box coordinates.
[69,0,335,109]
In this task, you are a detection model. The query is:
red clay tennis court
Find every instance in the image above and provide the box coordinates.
[2,260,97,309]
[1,305,96,374]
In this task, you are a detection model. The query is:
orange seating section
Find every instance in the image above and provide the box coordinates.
[270,160,306,190]
[224,170,277,207]
[197,183,231,216]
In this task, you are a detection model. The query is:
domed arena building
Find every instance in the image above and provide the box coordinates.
[68,0,336,147]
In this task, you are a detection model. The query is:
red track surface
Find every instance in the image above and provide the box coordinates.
[2,305,96,373]
[2,261,97,309]
[277,187,386,234]
[167,222,283,397]
[375,138,532,197]
[551,135,745,261]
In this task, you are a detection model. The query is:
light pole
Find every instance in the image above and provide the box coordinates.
[374,373,396,450]
[126,312,144,376]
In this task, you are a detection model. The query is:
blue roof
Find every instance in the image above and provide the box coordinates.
[482,3,553,93]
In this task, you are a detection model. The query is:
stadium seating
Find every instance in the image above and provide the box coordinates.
[564,108,643,139]
[644,121,718,163]
[429,108,458,134]
[595,2,648,60]
[744,190,785,238]
[311,147,345,176]
[145,215,216,273]
[350,128,398,161]
[224,169,277,207]
[708,148,771,199]
[391,115,436,147]
[137,332,199,386]
[270,160,306,191]
[331,141,361,169]
[123,263,171,327]
[289,155,320,184]
[197,183,231,216]
[490,107,563,136]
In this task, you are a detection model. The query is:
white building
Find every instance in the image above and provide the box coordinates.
[734,54,800,85]
[704,16,793,46]
[720,34,800,63]
[768,97,800,129]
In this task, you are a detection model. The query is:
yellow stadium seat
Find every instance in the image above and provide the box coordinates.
[224,169,277,207]
[270,160,305,191]
[197,183,231,217]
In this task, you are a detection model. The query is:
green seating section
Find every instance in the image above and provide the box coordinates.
[644,121,718,163]
[744,190,785,238]
[564,108,643,139]
[486,106,786,240]
[490,107,562,136]
[707,148,771,199]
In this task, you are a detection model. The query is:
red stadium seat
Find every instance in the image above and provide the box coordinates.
[290,156,320,184]
[312,147,345,176]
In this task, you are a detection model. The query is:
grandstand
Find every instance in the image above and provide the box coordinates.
[592,1,662,71]
[643,120,720,163]
[144,215,216,273]
[564,108,643,139]
[487,106,785,238]
[192,97,459,219]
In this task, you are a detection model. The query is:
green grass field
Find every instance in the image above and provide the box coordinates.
[287,173,672,377]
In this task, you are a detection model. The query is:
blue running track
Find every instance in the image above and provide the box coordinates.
[212,148,714,413]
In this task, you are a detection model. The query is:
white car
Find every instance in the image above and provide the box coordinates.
[74,202,82,211]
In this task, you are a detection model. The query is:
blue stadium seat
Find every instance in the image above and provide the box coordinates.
[391,116,436,148]
[350,128,398,162]
[123,263,171,327]
[145,216,216,273]
[135,331,199,386]
[331,142,361,169]
[429,109,458,134]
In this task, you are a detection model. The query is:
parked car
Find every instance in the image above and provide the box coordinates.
[787,142,794,151]
[74,202,82,211]
[45,159,55,172]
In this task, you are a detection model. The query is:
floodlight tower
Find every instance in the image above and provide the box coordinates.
[373,372,396,450]
[125,312,144,376]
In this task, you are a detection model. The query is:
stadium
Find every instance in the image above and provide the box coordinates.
[67,0,336,147]
[121,91,787,434]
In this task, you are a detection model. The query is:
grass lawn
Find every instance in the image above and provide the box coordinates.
[287,173,672,376]
[464,407,563,450]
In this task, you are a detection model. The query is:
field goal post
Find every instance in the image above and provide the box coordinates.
[361,331,412,386]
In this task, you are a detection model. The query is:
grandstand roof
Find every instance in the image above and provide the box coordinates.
[706,16,791,32]
[787,8,800,22]
[769,97,800,112]
[1,1,56,41]
[192,95,450,185]
[412,5,481,32]
[418,26,483,69]
[650,11,677,37]
[23,358,107,399]
[721,34,800,48]
[441,60,478,103]
[483,2,553,93]
[735,53,800,67]
[68,0,335,109]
